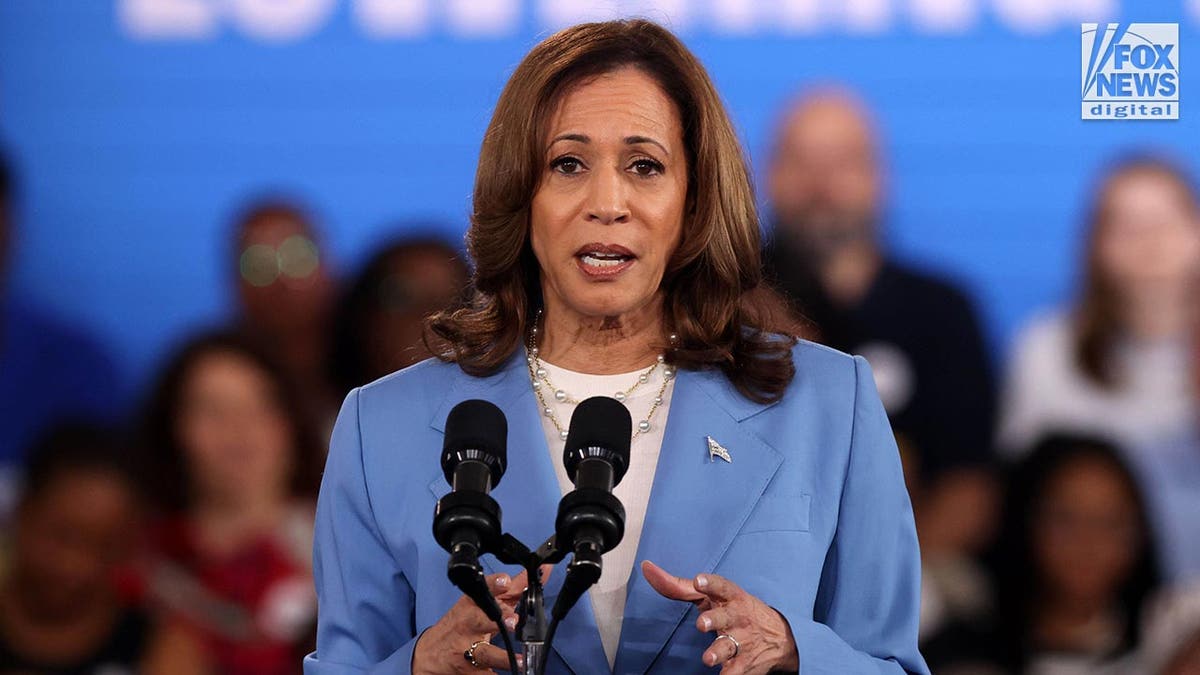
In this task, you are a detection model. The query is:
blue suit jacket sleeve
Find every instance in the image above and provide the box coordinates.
[782,356,928,674]
[303,388,421,675]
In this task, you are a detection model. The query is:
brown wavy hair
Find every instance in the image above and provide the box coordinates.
[428,19,799,403]
[1075,154,1199,387]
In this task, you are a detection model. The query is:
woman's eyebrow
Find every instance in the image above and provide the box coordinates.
[625,135,670,156]
[549,133,670,156]
[550,133,589,145]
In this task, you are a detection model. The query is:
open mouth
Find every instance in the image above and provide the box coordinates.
[580,252,632,267]
[575,243,636,274]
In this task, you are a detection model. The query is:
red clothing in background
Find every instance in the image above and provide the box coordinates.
[142,512,315,675]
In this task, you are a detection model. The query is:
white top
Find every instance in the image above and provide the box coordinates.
[1129,431,1200,584]
[997,310,1196,457]
[533,357,675,670]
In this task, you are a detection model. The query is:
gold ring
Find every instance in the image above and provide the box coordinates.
[714,633,740,658]
[463,639,487,668]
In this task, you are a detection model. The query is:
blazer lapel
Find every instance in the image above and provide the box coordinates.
[426,352,608,674]
[614,368,783,675]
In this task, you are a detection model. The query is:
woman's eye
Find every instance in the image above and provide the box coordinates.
[630,159,664,176]
[551,157,583,174]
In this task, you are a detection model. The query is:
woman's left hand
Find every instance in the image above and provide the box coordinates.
[642,560,800,674]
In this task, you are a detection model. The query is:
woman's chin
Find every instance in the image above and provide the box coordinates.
[559,294,655,323]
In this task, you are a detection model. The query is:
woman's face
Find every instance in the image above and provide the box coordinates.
[530,66,688,323]
[176,350,294,506]
[1032,457,1141,608]
[1096,169,1200,296]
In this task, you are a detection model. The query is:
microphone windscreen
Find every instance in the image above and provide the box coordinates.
[564,396,632,486]
[442,399,508,486]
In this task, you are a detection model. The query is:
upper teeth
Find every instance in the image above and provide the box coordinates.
[582,253,627,267]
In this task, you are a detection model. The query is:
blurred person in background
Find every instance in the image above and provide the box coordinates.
[998,155,1199,456]
[931,434,1161,674]
[0,148,121,499]
[1128,330,1200,586]
[328,235,468,396]
[137,331,323,675]
[0,422,197,675]
[232,200,339,428]
[763,88,998,639]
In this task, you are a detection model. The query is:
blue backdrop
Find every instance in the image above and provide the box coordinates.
[1,0,1197,405]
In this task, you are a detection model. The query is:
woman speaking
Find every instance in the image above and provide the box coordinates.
[304,19,927,675]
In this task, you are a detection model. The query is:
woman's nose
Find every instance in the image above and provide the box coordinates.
[586,167,630,225]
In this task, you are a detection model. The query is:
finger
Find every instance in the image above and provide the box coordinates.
[703,634,739,669]
[496,565,554,604]
[501,568,536,603]
[455,595,502,635]
[694,573,741,603]
[470,642,520,671]
[696,606,736,633]
[493,571,527,616]
[460,613,499,637]
[720,660,747,675]
[486,572,512,597]
[641,560,706,603]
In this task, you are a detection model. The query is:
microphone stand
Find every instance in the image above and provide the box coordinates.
[493,534,564,675]
[491,531,604,675]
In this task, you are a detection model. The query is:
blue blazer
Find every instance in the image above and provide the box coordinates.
[304,341,929,674]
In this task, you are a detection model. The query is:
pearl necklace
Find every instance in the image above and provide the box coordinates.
[525,311,675,441]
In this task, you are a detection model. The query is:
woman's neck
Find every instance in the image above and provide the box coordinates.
[537,300,667,374]
[191,491,289,557]
[1119,285,1195,341]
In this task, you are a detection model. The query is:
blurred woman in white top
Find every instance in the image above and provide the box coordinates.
[999,154,1200,457]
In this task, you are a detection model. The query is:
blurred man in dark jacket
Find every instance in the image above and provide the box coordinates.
[764,89,998,639]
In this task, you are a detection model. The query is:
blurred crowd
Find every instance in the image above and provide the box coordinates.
[0,86,1197,675]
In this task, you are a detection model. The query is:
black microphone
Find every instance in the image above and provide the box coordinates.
[433,399,507,620]
[441,398,508,495]
[551,396,630,624]
[563,396,631,494]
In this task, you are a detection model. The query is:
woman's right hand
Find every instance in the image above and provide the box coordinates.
[411,570,530,674]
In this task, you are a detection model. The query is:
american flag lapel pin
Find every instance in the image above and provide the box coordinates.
[706,435,732,463]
